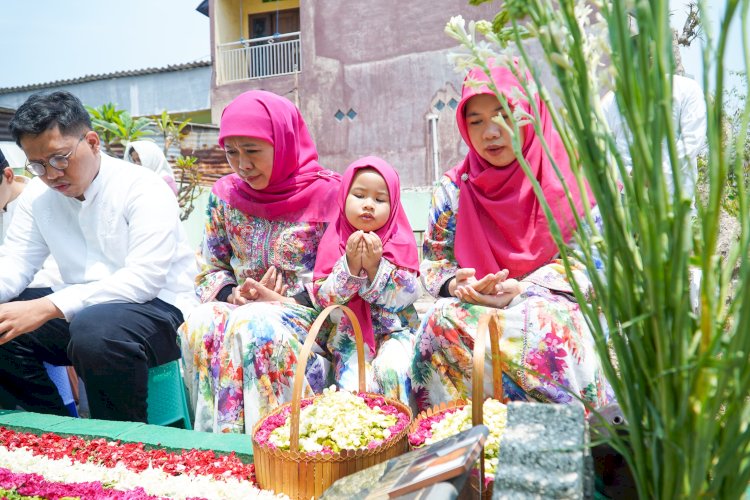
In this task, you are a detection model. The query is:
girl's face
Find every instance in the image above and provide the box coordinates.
[345,168,391,232]
[465,93,524,168]
[128,150,142,165]
[223,136,274,190]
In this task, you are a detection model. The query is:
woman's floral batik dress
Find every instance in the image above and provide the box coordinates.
[411,176,613,412]
[179,193,330,433]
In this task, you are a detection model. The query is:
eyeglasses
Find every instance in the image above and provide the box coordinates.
[25,135,86,177]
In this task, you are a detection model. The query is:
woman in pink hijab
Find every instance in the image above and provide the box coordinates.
[411,61,612,412]
[313,156,420,407]
[179,90,341,434]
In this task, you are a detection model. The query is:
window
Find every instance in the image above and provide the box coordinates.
[248,8,300,41]
[244,8,301,79]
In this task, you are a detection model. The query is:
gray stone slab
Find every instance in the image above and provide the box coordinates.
[493,402,591,499]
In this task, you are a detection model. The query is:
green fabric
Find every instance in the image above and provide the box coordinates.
[0,411,253,462]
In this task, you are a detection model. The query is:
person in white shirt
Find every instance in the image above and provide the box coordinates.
[0,91,197,422]
[603,25,707,317]
[123,140,179,195]
[601,23,707,208]
[0,150,26,237]
[1,149,76,415]
[1,151,63,289]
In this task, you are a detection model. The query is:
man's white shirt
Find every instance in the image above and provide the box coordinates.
[0,153,198,320]
[602,74,707,201]
[1,176,62,289]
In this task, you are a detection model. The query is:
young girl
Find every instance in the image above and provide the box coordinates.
[313,156,421,406]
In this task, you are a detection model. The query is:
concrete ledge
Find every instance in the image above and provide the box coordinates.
[494,402,591,499]
[0,410,253,462]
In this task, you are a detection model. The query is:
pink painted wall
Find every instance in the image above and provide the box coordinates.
[210,0,503,187]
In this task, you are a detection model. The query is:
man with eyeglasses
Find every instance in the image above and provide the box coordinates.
[0,91,198,423]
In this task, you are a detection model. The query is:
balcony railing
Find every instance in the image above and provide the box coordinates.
[217,32,301,84]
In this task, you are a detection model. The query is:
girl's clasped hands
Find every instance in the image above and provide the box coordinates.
[345,230,383,281]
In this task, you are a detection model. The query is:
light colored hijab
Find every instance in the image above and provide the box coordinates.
[447,61,594,279]
[125,140,175,180]
[314,156,419,354]
[212,90,340,222]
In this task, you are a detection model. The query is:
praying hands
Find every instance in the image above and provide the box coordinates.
[450,268,522,309]
[227,266,289,305]
[345,230,383,281]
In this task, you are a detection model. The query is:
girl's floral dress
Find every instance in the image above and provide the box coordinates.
[179,193,330,434]
[314,256,421,408]
[411,176,613,412]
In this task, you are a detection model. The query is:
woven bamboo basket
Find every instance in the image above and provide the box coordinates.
[408,314,503,499]
[252,304,412,500]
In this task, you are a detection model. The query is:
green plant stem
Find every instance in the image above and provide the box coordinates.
[452,0,750,495]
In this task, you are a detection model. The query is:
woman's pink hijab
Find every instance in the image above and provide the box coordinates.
[314,156,419,354]
[447,62,594,279]
[213,90,340,222]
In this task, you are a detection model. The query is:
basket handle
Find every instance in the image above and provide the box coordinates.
[289,304,366,451]
[472,314,503,427]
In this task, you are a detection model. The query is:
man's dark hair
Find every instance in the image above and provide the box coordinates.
[0,149,8,184]
[9,91,92,146]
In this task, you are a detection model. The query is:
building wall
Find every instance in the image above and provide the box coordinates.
[214,0,242,45]
[210,74,298,119]
[245,0,299,16]
[209,0,501,187]
[0,66,212,118]
[0,108,15,142]
[214,0,300,44]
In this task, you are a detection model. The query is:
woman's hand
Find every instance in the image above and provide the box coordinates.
[346,231,364,276]
[241,278,296,304]
[449,268,523,309]
[227,285,250,305]
[448,268,509,296]
[361,232,383,281]
[252,266,288,298]
[228,266,288,305]
[454,278,523,309]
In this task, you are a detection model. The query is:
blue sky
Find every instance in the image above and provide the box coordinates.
[0,0,210,88]
[670,0,746,85]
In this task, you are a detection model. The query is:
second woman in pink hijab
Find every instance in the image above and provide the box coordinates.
[179,90,341,434]
[411,61,612,412]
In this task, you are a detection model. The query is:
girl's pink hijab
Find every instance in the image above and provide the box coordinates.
[213,90,340,222]
[446,62,594,279]
[314,156,419,354]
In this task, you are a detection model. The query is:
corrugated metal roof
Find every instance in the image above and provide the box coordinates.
[0,60,211,95]
[181,146,233,186]
[176,123,230,186]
